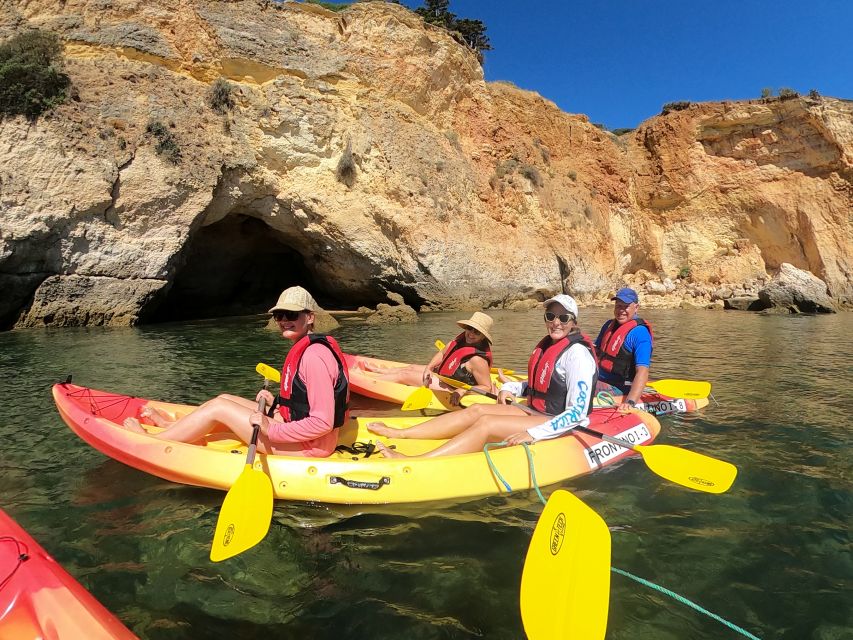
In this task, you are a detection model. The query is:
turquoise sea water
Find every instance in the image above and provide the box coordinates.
[1,309,851,639]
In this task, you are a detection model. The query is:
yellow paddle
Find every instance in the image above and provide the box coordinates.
[520,489,611,639]
[400,385,437,411]
[433,374,737,494]
[645,378,711,399]
[256,362,281,384]
[209,363,277,562]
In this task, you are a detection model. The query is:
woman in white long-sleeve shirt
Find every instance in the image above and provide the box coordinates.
[369,295,597,458]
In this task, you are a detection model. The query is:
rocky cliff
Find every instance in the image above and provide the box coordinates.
[2,0,851,328]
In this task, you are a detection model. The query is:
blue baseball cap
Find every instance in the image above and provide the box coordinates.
[611,287,639,304]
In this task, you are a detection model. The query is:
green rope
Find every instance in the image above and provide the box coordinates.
[482,442,546,504]
[483,439,763,640]
[482,442,512,492]
[611,568,762,640]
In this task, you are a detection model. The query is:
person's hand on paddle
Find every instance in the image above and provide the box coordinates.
[448,389,467,406]
[256,389,275,406]
[250,410,270,437]
[504,431,534,446]
[497,389,517,406]
[421,367,435,387]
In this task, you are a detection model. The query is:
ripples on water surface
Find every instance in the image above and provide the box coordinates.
[1,309,851,639]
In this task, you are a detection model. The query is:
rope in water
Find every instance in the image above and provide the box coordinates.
[482,440,763,640]
[610,568,762,639]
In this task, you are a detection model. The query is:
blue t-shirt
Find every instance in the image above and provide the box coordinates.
[595,317,653,388]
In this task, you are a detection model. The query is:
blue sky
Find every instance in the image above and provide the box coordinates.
[398,0,853,130]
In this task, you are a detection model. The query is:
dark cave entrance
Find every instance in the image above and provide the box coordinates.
[149,215,320,322]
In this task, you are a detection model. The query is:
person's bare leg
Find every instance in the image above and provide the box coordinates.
[123,395,275,450]
[367,403,525,439]
[376,414,546,458]
[361,363,427,387]
[219,394,258,410]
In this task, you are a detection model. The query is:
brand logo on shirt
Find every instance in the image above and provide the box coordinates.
[546,380,589,431]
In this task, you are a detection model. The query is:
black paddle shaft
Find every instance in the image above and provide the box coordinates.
[247,379,270,465]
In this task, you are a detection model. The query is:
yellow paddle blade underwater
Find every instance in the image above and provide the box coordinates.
[647,378,711,399]
[210,463,274,562]
[636,443,737,494]
[401,385,435,411]
[520,490,611,640]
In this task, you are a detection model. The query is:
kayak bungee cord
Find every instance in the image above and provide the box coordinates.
[482,437,763,640]
[0,536,29,590]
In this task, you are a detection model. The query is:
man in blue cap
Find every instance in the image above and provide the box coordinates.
[594,287,653,411]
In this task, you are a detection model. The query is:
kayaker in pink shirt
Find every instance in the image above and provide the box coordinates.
[122,286,349,457]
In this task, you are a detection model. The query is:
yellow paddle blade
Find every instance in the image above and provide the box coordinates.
[636,444,737,494]
[401,386,435,411]
[434,339,446,350]
[647,379,711,399]
[210,464,274,562]
[521,490,611,640]
[256,362,281,384]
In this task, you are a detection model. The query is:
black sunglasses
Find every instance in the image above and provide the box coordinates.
[273,309,303,321]
[544,311,574,324]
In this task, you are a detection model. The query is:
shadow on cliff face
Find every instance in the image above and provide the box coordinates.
[148,215,321,322]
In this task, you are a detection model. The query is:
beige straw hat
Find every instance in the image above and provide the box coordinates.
[456,311,494,343]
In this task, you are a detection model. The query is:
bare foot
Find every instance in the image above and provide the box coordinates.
[140,406,174,427]
[122,417,149,434]
[361,362,391,374]
[367,421,404,438]
[376,442,406,458]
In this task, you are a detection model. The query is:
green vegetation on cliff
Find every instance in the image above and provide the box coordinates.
[414,0,491,62]
[0,30,70,120]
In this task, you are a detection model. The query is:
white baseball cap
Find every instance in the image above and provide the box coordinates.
[543,294,579,320]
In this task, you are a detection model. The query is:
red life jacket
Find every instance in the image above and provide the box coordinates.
[597,318,654,383]
[526,332,598,415]
[437,333,493,386]
[278,334,350,428]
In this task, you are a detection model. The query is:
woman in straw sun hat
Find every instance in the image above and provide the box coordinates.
[362,311,495,405]
[121,286,349,458]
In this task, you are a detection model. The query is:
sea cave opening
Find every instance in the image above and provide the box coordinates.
[149,214,321,322]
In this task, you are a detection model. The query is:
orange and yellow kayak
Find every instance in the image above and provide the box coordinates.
[0,508,136,640]
[344,353,708,415]
[53,382,661,505]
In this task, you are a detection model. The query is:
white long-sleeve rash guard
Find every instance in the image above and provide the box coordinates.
[501,342,597,440]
